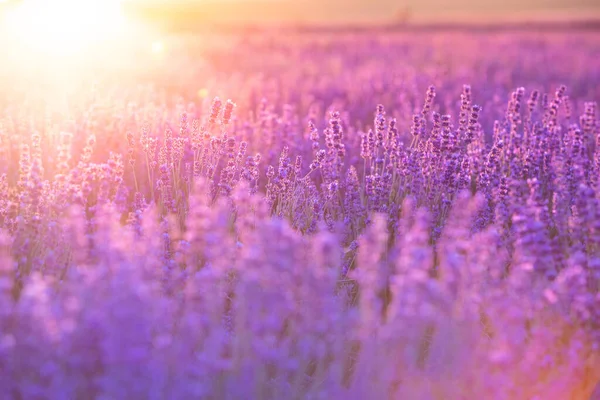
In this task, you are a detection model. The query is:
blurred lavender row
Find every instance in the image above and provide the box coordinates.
[0,30,599,399]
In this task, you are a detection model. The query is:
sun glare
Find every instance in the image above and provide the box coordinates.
[4,0,126,54]
[151,40,165,55]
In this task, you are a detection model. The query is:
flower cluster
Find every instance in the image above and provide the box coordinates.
[0,29,599,399]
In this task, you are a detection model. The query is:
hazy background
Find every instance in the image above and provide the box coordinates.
[122,0,600,25]
[1,0,599,27]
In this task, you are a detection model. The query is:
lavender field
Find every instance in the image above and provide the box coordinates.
[1,29,600,399]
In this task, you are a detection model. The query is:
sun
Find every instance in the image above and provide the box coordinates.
[4,0,126,54]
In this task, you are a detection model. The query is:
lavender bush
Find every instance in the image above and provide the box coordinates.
[0,29,599,399]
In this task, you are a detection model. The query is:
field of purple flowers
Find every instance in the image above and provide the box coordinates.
[0,29,600,399]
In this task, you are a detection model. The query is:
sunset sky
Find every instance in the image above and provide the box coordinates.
[123,0,600,24]
[1,0,599,26]
[127,0,600,12]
